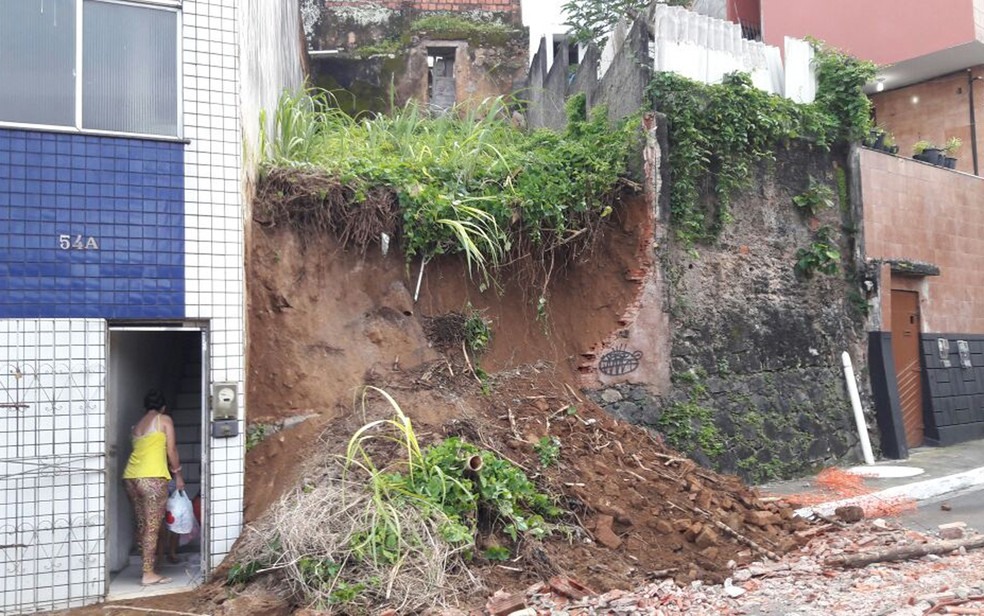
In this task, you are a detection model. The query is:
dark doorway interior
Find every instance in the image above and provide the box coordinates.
[107,328,205,587]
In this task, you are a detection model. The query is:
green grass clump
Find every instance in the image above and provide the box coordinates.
[232,387,564,611]
[409,14,521,45]
[259,91,637,288]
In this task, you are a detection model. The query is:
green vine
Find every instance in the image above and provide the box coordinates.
[810,39,878,143]
[794,226,841,278]
[647,42,875,244]
[792,176,835,217]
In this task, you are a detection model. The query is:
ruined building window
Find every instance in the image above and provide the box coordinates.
[427,47,457,113]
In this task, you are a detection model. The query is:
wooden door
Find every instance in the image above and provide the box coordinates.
[891,290,925,447]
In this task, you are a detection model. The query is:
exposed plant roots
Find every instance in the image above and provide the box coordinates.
[255,167,629,284]
[255,167,399,252]
[423,312,471,350]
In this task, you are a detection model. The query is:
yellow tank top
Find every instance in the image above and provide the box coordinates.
[122,415,171,480]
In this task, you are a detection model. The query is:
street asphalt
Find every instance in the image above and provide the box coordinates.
[899,487,984,535]
[758,438,984,519]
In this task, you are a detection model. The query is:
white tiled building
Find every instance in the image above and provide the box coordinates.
[0,1,301,612]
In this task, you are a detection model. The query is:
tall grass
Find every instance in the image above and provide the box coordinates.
[259,89,637,285]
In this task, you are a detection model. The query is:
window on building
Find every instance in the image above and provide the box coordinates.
[0,0,179,137]
[0,0,76,127]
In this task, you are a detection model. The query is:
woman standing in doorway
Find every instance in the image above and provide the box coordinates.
[122,389,185,586]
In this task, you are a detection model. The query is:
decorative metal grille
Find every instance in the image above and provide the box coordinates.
[0,320,106,614]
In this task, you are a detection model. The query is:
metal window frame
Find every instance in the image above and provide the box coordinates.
[0,0,183,140]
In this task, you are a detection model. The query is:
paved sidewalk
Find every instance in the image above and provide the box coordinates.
[757,439,984,516]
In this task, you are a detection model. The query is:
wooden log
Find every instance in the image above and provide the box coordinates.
[925,596,984,615]
[826,535,984,569]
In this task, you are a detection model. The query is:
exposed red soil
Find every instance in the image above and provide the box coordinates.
[235,191,811,612]
[243,193,652,521]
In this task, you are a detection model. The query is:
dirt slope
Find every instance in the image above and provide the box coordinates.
[235,191,810,613]
[243,193,651,522]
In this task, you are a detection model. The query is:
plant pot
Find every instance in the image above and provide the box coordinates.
[871,132,886,150]
[914,148,945,166]
[944,156,958,169]
[889,145,899,155]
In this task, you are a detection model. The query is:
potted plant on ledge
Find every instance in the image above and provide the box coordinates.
[865,127,900,155]
[913,140,945,166]
[943,136,962,169]
[883,132,899,155]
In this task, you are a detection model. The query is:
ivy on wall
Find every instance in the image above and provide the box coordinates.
[647,42,876,245]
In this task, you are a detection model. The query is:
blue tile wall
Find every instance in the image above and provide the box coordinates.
[0,129,184,319]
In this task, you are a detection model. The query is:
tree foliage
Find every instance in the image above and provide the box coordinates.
[562,0,692,45]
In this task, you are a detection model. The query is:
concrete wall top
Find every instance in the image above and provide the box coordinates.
[761,0,977,65]
[860,147,984,334]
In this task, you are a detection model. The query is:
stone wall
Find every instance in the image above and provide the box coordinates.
[305,0,527,114]
[588,143,872,483]
[304,0,522,51]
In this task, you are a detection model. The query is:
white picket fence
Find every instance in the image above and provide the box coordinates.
[592,5,816,103]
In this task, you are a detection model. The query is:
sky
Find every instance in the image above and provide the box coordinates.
[520,0,567,28]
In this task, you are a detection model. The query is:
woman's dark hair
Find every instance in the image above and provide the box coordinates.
[143,389,167,411]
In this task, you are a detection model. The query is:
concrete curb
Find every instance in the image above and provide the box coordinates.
[794,466,984,518]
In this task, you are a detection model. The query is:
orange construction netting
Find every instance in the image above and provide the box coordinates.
[772,467,917,518]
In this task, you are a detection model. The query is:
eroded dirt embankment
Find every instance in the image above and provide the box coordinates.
[243,193,651,521]
[236,190,810,611]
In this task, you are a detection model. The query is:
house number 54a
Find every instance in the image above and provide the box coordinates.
[58,234,99,250]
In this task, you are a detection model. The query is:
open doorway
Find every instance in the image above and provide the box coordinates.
[106,325,208,599]
[427,46,457,112]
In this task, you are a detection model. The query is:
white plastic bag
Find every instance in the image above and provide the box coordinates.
[165,489,194,535]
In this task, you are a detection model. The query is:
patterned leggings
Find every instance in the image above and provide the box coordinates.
[124,477,169,574]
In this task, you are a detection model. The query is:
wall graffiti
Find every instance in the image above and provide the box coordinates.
[598,347,643,376]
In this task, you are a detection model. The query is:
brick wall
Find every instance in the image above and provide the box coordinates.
[861,148,984,449]
[871,66,984,176]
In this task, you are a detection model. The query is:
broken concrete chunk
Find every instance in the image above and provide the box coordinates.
[939,521,967,540]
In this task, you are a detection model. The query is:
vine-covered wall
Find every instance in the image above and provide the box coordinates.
[590,142,873,483]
